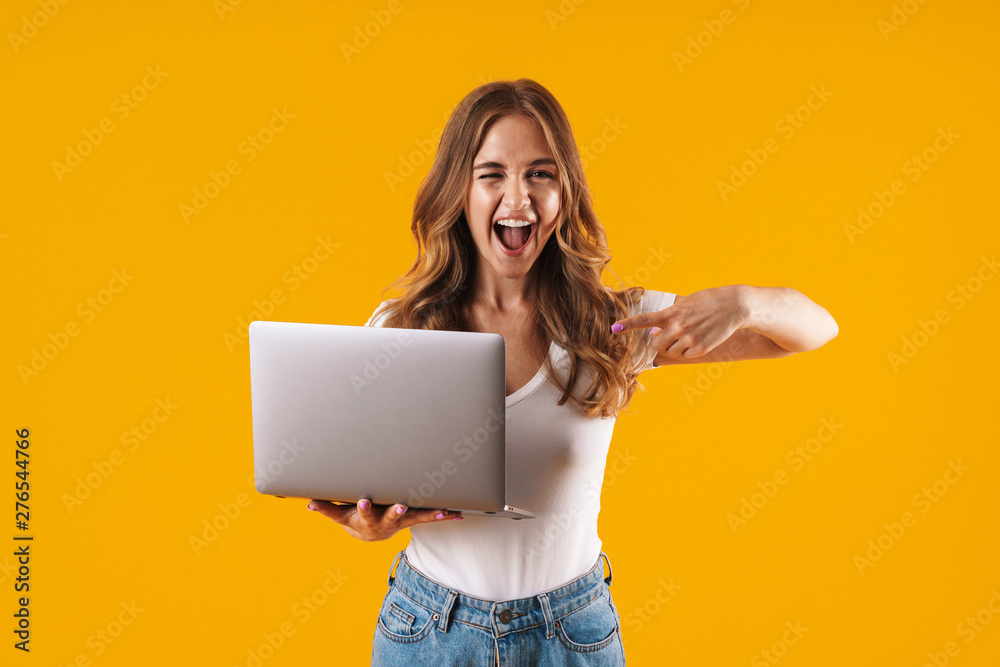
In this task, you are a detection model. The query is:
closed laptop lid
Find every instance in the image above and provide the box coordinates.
[248,320,507,511]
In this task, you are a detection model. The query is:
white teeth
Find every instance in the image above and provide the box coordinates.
[495,219,533,227]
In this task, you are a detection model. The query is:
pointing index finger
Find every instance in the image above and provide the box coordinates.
[612,312,655,334]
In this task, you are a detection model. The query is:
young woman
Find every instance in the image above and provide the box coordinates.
[307,79,838,666]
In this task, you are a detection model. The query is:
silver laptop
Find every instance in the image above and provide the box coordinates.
[248,320,534,519]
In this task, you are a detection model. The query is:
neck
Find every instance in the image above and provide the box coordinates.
[465,259,540,313]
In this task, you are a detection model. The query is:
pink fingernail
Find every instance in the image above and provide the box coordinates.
[396,506,407,514]
[436,512,446,519]
[359,499,370,510]
[611,323,624,333]
[650,327,662,336]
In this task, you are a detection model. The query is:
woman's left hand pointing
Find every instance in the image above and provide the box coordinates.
[611,285,750,360]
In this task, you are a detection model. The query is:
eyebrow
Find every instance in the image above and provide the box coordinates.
[472,158,558,171]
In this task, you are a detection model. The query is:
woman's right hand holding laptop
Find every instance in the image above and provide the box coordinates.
[306,498,463,542]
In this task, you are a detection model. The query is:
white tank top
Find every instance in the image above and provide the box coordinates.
[364,289,676,600]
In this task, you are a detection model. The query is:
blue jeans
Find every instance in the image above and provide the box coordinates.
[371,550,627,666]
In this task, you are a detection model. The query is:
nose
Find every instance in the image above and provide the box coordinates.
[502,174,531,211]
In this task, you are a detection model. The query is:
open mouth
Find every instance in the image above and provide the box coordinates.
[493,220,535,253]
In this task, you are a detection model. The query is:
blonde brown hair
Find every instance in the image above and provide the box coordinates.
[378,78,648,419]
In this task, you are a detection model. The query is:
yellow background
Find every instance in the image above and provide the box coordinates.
[3,0,999,664]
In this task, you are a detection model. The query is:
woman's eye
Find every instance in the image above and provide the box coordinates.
[476,171,553,181]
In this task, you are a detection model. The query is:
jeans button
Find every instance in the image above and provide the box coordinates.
[499,609,512,624]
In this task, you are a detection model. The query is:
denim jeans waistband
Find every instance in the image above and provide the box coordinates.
[384,550,613,639]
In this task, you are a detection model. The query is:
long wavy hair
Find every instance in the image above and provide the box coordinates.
[377,78,648,419]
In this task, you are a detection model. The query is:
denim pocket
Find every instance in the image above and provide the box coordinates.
[554,591,621,653]
[376,586,436,644]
